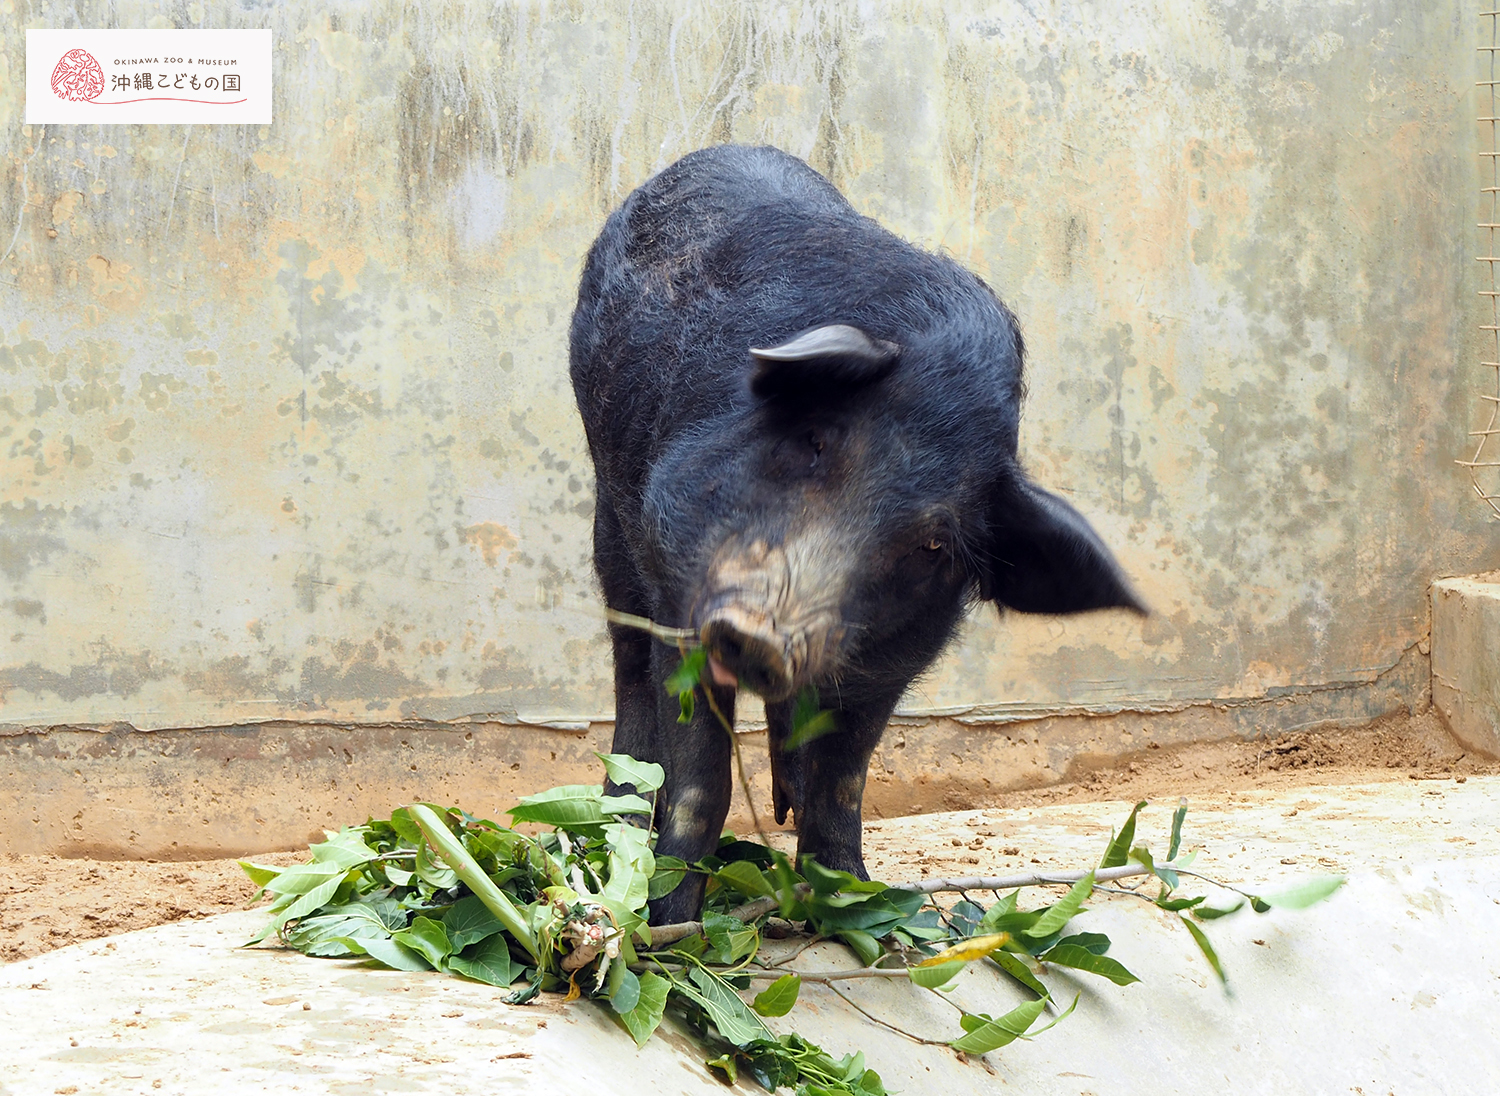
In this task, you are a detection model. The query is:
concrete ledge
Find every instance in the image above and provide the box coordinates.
[1432,573,1500,757]
[0,645,1432,859]
[4,780,1499,1094]
[0,642,1430,859]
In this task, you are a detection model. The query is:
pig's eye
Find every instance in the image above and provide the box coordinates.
[922,538,944,552]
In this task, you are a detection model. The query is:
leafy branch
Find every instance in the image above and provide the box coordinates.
[239,649,1346,1092]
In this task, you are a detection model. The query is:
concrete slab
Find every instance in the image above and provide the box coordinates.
[4,779,1500,1095]
[1433,574,1500,757]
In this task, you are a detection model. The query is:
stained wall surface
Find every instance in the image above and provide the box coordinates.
[1,1,1495,734]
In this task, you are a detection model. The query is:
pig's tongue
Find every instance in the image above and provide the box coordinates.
[707,655,738,688]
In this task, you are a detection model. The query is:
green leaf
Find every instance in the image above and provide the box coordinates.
[898,909,952,943]
[950,997,1048,1054]
[703,912,759,964]
[1180,914,1226,985]
[785,688,837,751]
[309,828,378,871]
[678,689,694,724]
[599,793,653,817]
[387,807,425,846]
[1168,799,1188,861]
[647,855,688,900]
[618,971,670,1045]
[1259,875,1346,910]
[284,898,406,957]
[801,858,866,896]
[601,824,655,915]
[714,837,778,865]
[277,873,345,923]
[908,960,965,989]
[408,804,541,964]
[1133,844,1180,890]
[978,890,1020,932]
[1100,801,1147,869]
[257,861,347,898]
[1250,896,1272,913]
[664,649,707,696]
[1191,900,1246,921]
[1155,892,1206,912]
[447,935,518,987]
[506,785,607,828]
[608,965,641,1014]
[988,949,1048,998]
[358,936,433,972]
[716,860,775,899]
[392,916,453,969]
[752,973,801,1017]
[414,839,459,890]
[442,895,505,949]
[806,888,924,938]
[596,753,666,794]
[948,899,987,938]
[1022,991,1080,1039]
[238,861,282,888]
[1040,944,1140,986]
[705,1053,738,1084]
[1023,872,1094,938]
[838,929,882,967]
[684,966,772,1047]
[768,851,803,920]
[1052,931,1110,955]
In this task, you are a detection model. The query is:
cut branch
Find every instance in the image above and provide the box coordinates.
[603,608,699,645]
[894,863,1153,893]
[648,864,1173,946]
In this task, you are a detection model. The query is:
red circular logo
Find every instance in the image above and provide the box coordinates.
[51,49,105,102]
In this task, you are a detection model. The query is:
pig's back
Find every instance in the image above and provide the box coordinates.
[568,145,1014,498]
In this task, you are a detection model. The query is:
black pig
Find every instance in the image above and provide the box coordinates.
[569,145,1144,924]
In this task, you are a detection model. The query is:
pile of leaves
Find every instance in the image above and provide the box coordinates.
[243,757,1344,1094]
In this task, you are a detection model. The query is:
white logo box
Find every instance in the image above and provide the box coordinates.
[26,29,272,124]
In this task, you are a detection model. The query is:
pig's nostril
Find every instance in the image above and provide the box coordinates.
[700,618,792,701]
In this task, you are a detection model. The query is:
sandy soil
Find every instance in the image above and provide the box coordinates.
[2,709,1491,965]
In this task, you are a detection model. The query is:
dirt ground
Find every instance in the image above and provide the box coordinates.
[2,709,1491,966]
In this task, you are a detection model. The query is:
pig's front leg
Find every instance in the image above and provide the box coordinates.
[764,696,804,826]
[646,642,736,925]
[792,689,902,881]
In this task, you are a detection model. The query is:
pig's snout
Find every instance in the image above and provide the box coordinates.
[700,613,794,701]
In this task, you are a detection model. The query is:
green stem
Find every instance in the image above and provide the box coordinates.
[408,803,543,966]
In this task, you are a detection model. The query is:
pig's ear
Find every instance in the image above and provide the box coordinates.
[984,477,1148,615]
[749,324,899,399]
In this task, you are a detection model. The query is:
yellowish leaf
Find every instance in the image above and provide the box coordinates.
[914,933,1012,967]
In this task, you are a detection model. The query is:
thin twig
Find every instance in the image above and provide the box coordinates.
[895,863,1154,893]
[604,608,699,645]
[766,934,823,967]
[648,883,814,947]
[1092,884,1156,900]
[694,639,771,849]
[823,982,954,1046]
[651,862,1209,951]
[1170,867,1257,900]
[740,964,912,982]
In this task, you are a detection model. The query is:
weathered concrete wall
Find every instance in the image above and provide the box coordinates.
[1,1,1494,740]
